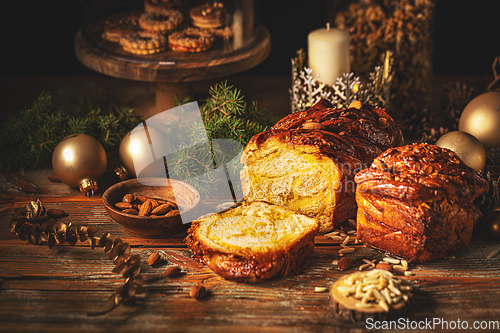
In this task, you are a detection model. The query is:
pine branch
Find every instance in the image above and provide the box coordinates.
[0,91,142,171]
[163,81,272,198]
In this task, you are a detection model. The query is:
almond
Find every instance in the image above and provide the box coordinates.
[337,257,351,271]
[165,266,182,277]
[302,122,324,130]
[122,208,139,215]
[189,284,206,300]
[46,208,68,218]
[166,200,179,210]
[348,100,362,109]
[136,195,149,203]
[123,194,134,203]
[147,252,162,266]
[47,173,61,182]
[115,202,135,210]
[165,209,180,217]
[375,262,394,272]
[146,198,160,209]
[139,201,153,216]
[151,203,173,215]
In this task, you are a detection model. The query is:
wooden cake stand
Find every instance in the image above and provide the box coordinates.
[75,12,271,113]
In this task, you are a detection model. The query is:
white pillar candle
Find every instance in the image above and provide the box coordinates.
[307,23,350,86]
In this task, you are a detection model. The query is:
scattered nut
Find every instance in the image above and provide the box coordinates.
[46,208,68,218]
[190,284,206,300]
[338,247,355,255]
[47,173,61,182]
[147,252,162,266]
[335,269,412,312]
[382,257,401,265]
[165,266,182,277]
[302,122,325,130]
[315,287,327,293]
[337,257,351,271]
[393,264,407,271]
[487,249,500,259]
[375,262,394,272]
[348,101,362,109]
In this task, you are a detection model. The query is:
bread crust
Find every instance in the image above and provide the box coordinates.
[185,202,319,283]
[241,100,402,232]
[355,143,488,262]
[272,99,403,154]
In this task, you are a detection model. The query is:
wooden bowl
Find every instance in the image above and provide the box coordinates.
[102,177,200,238]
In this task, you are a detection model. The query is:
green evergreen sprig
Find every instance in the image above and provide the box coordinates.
[200,82,271,145]
[1,82,272,198]
[0,90,142,171]
[166,81,273,198]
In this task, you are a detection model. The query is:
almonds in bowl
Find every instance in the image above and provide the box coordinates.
[102,177,200,238]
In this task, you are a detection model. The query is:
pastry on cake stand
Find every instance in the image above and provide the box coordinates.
[75,10,270,114]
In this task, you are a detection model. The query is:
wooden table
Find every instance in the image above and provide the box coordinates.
[1,169,500,332]
[1,75,500,332]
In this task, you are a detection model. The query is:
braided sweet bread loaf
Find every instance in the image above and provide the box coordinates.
[240,100,403,232]
[355,143,488,262]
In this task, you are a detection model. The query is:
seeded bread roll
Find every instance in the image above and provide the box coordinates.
[355,143,488,263]
[185,201,320,283]
[240,99,403,232]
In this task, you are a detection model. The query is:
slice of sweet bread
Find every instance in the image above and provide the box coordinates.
[185,201,320,283]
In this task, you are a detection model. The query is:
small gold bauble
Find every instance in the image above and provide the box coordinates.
[119,130,137,178]
[119,126,166,178]
[485,210,500,240]
[52,134,107,196]
[458,91,500,148]
[435,131,486,171]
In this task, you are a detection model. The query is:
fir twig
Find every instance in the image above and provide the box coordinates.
[165,81,272,198]
[0,91,142,171]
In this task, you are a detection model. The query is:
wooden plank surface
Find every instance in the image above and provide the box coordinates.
[2,75,500,332]
[2,168,500,333]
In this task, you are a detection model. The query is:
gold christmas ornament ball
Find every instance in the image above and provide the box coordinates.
[119,126,165,178]
[119,130,137,178]
[484,210,500,240]
[435,131,486,171]
[52,134,107,196]
[458,91,500,148]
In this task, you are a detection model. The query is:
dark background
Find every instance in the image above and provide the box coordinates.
[2,0,499,78]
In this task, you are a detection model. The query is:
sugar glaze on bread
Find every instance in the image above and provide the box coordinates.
[355,143,488,262]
